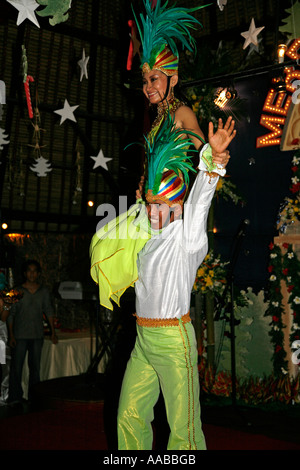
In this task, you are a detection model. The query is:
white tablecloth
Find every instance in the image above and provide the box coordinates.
[22,331,106,399]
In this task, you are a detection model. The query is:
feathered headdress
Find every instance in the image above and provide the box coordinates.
[144,111,204,205]
[133,0,206,76]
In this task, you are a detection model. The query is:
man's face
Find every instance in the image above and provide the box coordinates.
[147,202,181,230]
[25,264,39,283]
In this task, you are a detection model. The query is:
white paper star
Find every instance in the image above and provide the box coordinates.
[78,49,89,81]
[241,18,265,50]
[0,128,10,150]
[7,0,40,28]
[217,0,227,11]
[54,99,79,124]
[247,36,263,57]
[90,149,112,171]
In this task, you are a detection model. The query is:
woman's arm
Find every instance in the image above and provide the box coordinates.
[174,105,206,150]
[175,106,236,154]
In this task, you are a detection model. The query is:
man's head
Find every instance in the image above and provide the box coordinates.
[145,168,186,230]
[22,260,41,283]
[146,201,182,230]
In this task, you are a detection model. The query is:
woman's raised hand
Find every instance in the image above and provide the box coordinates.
[208,117,236,155]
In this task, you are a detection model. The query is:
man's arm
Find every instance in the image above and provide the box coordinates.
[182,145,226,252]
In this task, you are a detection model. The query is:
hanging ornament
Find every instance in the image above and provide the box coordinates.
[30,105,45,142]
[72,141,82,205]
[30,156,52,176]
[0,128,10,150]
[7,0,40,28]
[77,48,89,81]
[279,1,300,40]
[27,98,50,178]
[36,0,72,26]
[127,20,140,71]
[217,0,227,11]
[90,148,112,171]
[246,37,263,58]
[0,80,6,106]
[241,18,265,50]
[22,45,34,119]
[54,99,78,124]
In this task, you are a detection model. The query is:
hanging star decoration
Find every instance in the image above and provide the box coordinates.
[217,0,227,11]
[246,36,263,57]
[7,0,40,28]
[241,18,265,50]
[54,99,79,124]
[90,149,112,171]
[78,49,89,81]
[0,128,10,151]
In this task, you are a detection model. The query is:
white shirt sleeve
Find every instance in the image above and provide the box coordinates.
[182,144,226,252]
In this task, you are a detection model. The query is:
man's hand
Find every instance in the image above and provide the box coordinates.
[213,150,230,168]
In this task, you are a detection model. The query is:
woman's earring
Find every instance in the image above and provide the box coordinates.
[169,87,175,101]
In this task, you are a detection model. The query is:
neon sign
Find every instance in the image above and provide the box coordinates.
[256,38,300,149]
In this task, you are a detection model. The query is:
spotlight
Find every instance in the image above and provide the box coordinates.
[214,87,236,109]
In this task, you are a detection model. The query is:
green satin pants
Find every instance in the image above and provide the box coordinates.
[117,319,206,450]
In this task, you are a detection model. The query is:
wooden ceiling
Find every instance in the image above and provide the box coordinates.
[0,0,289,234]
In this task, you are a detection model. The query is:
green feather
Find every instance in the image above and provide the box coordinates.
[133,0,209,68]
[146,111,203,195]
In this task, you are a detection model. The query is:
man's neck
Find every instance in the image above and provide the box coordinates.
[23,281,39,293]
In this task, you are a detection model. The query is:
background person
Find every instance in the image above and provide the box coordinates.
[7,259,57,406]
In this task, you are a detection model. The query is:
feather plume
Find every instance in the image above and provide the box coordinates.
[133,0,207,70]
[145,111,202,194]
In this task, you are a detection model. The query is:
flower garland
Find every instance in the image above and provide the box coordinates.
[282,244,300,348]
[265,149,300,376]
[277,151,300,233]
[265,243,289,376]
[266,241,300,375]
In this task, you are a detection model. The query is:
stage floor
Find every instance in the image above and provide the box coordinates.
[1,373,300,451]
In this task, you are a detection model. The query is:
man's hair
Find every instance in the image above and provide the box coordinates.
[22,259,41,274]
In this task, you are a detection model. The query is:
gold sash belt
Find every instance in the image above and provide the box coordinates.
[133,311,191,327]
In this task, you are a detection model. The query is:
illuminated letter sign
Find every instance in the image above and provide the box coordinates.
[256,38,300,149]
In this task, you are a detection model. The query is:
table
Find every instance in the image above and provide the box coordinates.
[22,330,107,399]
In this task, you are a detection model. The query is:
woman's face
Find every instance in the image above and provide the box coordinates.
[143,70,173,105]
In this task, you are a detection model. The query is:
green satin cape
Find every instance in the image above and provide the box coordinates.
[90,203,151,310]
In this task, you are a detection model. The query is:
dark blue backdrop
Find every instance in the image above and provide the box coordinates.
[213,74,294,291]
